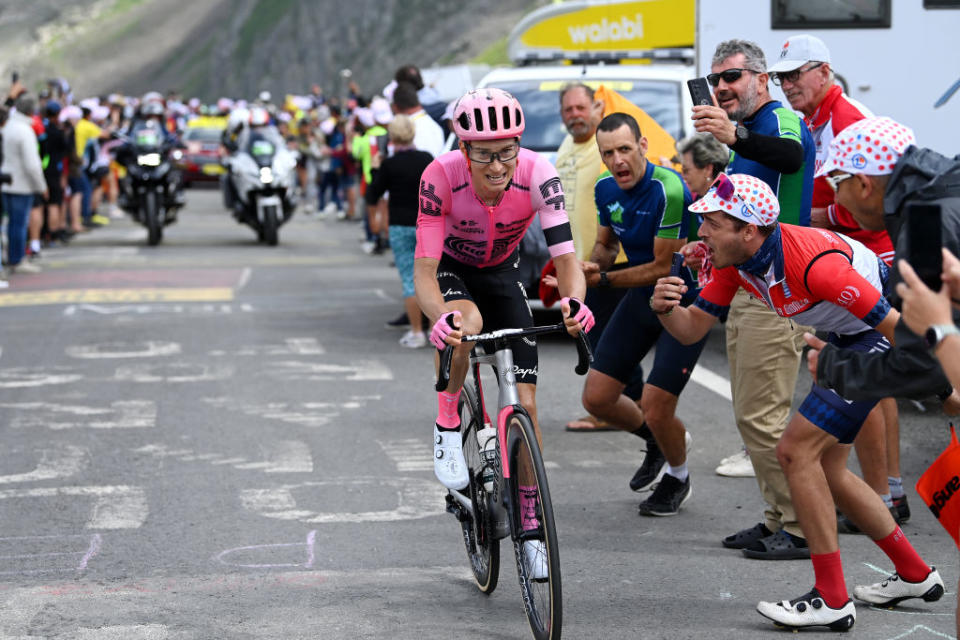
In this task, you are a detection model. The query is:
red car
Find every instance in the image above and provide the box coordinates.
[175,126,225,185]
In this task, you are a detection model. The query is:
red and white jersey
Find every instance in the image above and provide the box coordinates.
[806,85,893,264]
[696,224,891,336]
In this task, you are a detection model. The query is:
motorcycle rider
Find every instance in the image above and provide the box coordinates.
[115,96,185,213]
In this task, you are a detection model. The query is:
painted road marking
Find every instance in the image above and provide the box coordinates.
[264,360,392,382]
[113,362,234,383]
[214,530,316,569]
[66,341,181,359]
[0,534,101,576]
[0,486,147,529]
[0,367,82,388]
[75,625,169,640]
[206,337,325,357]
[240,477,444,524]
[133,440,312,474]
[2,401,156,430]
[64,303,253,316]
[0,288,233,307]
[0,445,88,483]
[202,395,379,428]
[376,439,432,472]
[689,364,733,402]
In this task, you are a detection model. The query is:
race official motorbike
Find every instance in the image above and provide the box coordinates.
[116,121,185,246]
[222,127,297,245]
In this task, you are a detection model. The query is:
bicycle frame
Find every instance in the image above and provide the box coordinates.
[470,343,522,481]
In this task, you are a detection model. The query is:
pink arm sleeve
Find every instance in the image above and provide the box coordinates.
[531,155,575,258]
[415,160,451,260]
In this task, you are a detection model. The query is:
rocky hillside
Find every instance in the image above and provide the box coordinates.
[0,0,546,102]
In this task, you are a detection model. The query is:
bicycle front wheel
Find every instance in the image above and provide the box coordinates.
[505,411,562,640]
[458,383,500,594]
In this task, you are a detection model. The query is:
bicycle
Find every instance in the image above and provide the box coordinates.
[436,305,592,640]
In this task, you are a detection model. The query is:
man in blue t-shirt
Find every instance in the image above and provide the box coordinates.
[579,112,705,517]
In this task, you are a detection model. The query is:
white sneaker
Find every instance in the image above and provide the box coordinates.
[433,425,468,490]
[853,567,945,607]
[361,240,376,254]
[523,539,548,581]
[399,331,427,349]
[715,448,755,477]
[10,261,41,274]
[757,589,855,631]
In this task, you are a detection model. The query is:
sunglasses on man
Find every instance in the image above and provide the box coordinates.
[771,62,824,87]
[706,68,762,87]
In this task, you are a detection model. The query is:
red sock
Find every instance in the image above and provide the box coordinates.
[811,551,848,608]
[436,390,461,430]
[874,527,929,583]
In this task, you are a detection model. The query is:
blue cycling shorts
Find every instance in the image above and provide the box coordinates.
[798,330,890,444]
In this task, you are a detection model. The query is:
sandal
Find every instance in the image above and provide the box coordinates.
[742,529,810,560]
[722,522,771,549]
[565,415,617,432]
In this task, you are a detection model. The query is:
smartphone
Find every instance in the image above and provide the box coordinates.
[687,77,713,107]
[906,202,943,291]
[670,252,685,277]
[11,71,18,83]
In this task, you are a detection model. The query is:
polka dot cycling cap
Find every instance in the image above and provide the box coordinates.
[689,173,780,226]
[816,116,915,177]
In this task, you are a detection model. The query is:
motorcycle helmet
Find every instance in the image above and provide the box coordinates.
[141,101,164,117]
[451,88,524,141]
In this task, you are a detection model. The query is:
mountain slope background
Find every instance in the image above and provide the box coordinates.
[0,0,547,101]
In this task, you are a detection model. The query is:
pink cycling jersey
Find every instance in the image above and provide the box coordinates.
[416,148,576,268]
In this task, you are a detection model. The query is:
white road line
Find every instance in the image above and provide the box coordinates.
[5,401,156,430]
[75,625,169,640]
[113,362,234,383]
[377,439,432,472]
[689,364,732,401]
[65,341,181,359]
[0,369,83,388]
[132,440,312,474]
[0,445,88,484]
[236,266,252,292]
[0,486,147,529]
[241,477,445,524]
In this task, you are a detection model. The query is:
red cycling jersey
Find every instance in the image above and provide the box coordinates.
[415,148,575,268]
[806,85,894,264]
[696,224,891,336]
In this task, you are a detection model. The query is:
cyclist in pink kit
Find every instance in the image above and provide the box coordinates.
[414,88,593,502]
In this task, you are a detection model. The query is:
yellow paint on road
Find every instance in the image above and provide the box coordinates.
[0,288,234,307]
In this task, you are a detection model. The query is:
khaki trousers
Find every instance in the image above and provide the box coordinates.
[726,289,807,538]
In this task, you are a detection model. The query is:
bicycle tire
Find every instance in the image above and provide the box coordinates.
[457,383,500,594]
[505,410,562,640]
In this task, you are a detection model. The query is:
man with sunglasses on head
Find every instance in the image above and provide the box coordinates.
[770,34,907,537]
[651,173,944,631]
[415,89,592,558]
[689,39,816,560]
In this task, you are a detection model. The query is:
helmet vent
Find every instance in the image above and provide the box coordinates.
[473,108,484,132]
[458,112,471,132]
[487,106,498,130]
[502,106,511,130]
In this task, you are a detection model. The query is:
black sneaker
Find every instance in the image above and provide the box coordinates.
[629,428,665,492]
[892,495,910,523]
[638,474,691,517]
[385,312,410,329]
[838,503,903,534]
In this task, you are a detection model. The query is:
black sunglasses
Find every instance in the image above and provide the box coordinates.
[706,68,761,87]
[771,62,824,86]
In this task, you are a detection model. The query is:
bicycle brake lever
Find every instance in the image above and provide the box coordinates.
[574,330,593,376]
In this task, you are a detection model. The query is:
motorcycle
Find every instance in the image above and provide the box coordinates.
[223,127,297,245]
[116,121,185,246]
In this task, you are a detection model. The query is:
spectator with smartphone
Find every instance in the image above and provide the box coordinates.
[769,33,906,534]
[691,39,816,559]
[807,116,960,411]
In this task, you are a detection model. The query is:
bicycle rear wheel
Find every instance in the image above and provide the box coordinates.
[457,383,500,593]
[505,411,562,640]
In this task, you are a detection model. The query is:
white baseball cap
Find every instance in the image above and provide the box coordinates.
[768,34,831,73]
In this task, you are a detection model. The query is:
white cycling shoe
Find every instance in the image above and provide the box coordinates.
[434,425,469,490]
[523,539,548,582]
[853,567,945,607]
[756,589,855,631]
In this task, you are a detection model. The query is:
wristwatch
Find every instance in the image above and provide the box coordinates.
[734,125,749,143]
[924,324,960,349]
[598,271,610,288]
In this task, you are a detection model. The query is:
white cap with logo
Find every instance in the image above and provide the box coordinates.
[768,34,831,73]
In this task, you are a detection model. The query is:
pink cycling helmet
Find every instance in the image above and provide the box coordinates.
[452,88,524,141]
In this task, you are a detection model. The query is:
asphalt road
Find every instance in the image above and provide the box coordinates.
[0,188,955,639]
